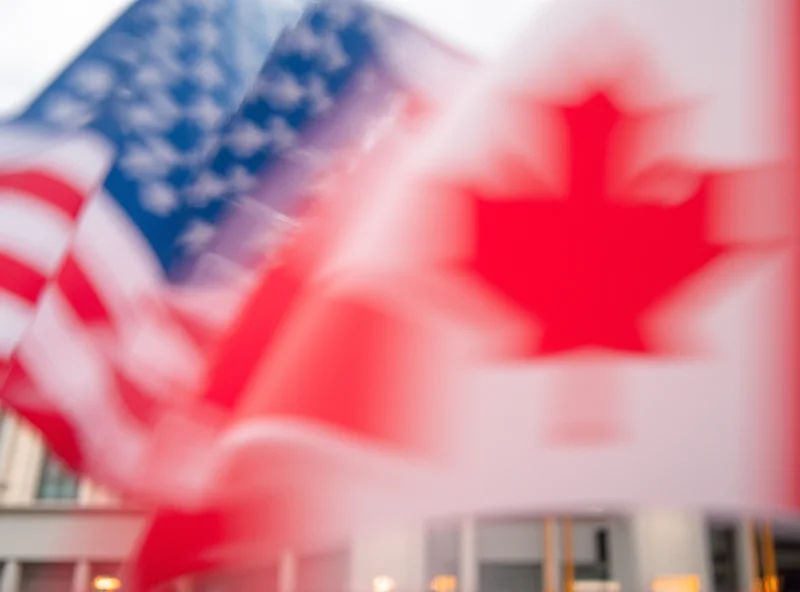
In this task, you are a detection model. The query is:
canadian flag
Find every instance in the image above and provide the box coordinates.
[130,0,799,585]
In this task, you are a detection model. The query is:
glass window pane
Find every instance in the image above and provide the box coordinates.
[480,563,542,592]
[709,523,739,592]
[20,563,74,592]
[36,450,79,501]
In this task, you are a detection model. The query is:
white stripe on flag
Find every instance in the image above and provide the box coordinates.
[0,128,113,192]
[0,192,75,274]
[73,193,165,306]
[71,193,204,393]
[17,289,148,482]
[0,291,33,359]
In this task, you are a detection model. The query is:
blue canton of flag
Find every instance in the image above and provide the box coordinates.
[168,0,475,284]
[16,0,306,273]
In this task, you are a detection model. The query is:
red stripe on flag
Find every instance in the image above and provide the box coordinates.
[1,361,84,471]
[58,255,112,326]
[202,204,331,410]
[127,509,236,590]
[204,262,305,410]
[0,170,86,219]
[163,304,219,358]
[0,253,47,303]
[129,494,305,590]
[114,369,161,428]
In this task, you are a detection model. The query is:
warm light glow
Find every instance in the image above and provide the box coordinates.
[373,576,397,592]
[651,575,701,592]
[756,576,781,592]
[574,581,621,592]
[430,574,458,592]
[93,575,122,591]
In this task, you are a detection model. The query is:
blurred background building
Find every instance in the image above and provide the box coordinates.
[0,413,143,591]
[0,410,793,592]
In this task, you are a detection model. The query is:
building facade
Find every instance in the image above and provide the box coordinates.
[0,414,143,592]
[0,411,794,592]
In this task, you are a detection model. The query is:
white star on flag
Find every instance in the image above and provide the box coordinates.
[141,182,180,216]
[258,70,306,110]
[187,171,230,207]
[262,117,297,154]
[228,121,270,158]
[43,95,94,127]
[316,33,350,72]
[178,219,217,254]
[189,96,226,130]
[70,63,117,97]
[193,59,227,89]
[306,75,334,115]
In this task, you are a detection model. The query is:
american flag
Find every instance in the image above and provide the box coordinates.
[0,0,305,482]
[0,128,113,362]
[0,0,474,494]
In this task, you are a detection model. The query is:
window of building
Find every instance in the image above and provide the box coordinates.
[36,450,79,501]
[708,523,739,592]
[590,527,611,580]
[20,563,74,592]
[480,563,543,592]
[772,531,798,592]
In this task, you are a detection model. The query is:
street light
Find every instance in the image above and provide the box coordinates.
[430,575,457,592]
[93,575,122,591]
[373,576,396,592]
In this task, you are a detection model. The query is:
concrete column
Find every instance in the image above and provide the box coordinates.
[73,560,90,592]
[3,426,43,503]
[607,516,638,592]
[626,510,714,592]
[0,416,19,503]
[735,522,758,592]
[1,560,20,592]
[459,517,478,592]
[279,551,297,592]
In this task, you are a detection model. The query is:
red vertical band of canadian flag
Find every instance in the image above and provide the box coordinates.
[789,0,800,509]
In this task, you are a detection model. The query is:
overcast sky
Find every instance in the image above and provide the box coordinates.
[0,0,550,117]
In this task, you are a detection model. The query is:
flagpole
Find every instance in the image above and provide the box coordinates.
[561,517,574,592]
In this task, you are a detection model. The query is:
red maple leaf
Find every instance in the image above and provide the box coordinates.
[454,89,735,357]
